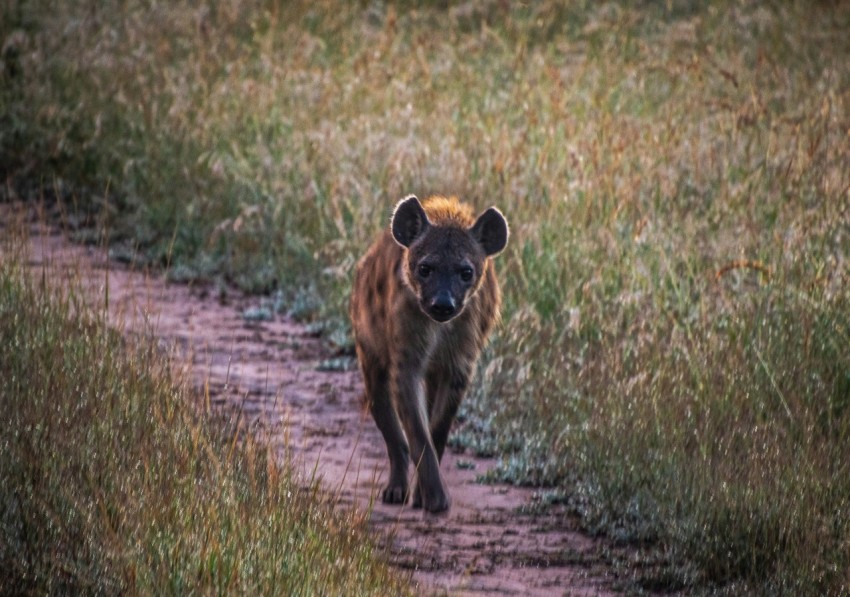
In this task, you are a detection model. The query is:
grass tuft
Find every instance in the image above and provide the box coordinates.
[0,236,410,595]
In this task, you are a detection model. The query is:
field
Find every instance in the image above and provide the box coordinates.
[0,230,411,594]
[2,0,849,593]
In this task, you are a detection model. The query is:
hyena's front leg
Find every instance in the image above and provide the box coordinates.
[362,357,410,504]
[392,357,450,513]
[428,362,474,462]
[410,349,477,508]
[408,371,465,510]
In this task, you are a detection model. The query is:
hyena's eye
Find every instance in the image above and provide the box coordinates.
[460,267,474,282]
[418,264,432,278]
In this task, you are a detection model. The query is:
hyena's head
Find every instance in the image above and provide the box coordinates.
[391,195,508,323]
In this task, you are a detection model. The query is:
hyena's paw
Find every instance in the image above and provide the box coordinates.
[412,479,451,513]
[381,481,408,505]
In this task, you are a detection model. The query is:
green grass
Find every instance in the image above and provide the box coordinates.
[0,237,410,594]
[2,0,850,592]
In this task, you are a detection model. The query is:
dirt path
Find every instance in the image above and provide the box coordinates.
[10,217,616,595]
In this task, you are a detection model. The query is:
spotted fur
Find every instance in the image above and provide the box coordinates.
[350,194,508,513]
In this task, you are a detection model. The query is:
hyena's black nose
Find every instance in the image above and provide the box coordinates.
[429,292,457,320]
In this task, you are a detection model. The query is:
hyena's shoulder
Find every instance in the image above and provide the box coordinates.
[350,231,406,348]
[356,229,401,281]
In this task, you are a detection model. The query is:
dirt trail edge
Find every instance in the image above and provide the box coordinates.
[14,223,616,596]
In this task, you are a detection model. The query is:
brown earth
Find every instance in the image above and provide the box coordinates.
[5,211,620,596]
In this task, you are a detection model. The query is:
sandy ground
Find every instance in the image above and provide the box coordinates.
[5,212,617,595]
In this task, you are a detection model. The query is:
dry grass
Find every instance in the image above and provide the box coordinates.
[0,233,411,594]
[2,0,850,592]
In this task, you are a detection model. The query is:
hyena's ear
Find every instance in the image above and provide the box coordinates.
[471,207,509,256]
[391,195,430,247]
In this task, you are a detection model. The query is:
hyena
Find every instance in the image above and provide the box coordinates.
[350,195,508,513]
